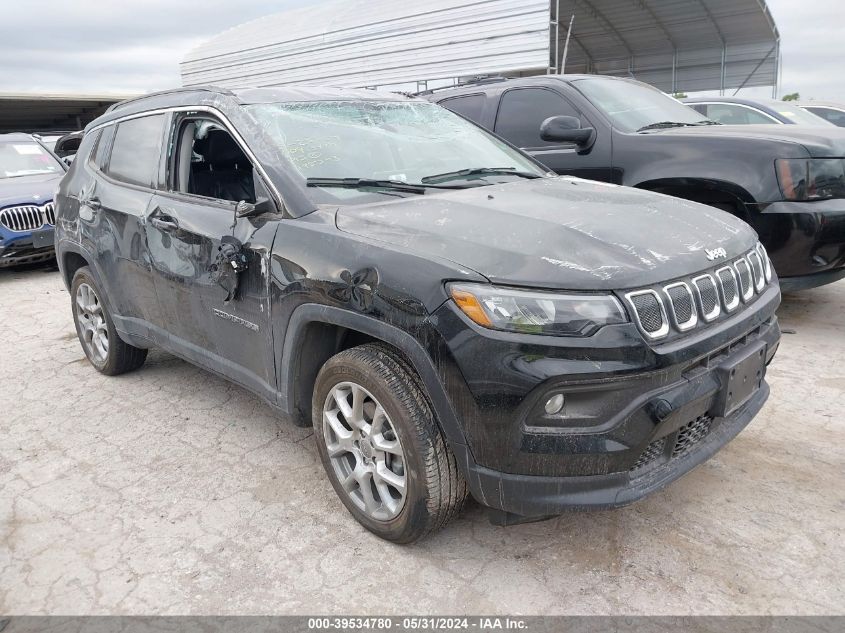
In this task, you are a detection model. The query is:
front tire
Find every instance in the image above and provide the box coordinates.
[312,343,467,543]
[70,266,147,375]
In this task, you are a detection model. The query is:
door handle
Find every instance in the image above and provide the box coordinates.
[149,216,179,231]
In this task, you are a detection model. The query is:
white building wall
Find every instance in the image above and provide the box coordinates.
[181,0,551,90]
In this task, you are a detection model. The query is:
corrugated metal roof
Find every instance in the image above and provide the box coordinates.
[181,0,779,94]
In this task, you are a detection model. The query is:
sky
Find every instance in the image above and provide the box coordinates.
[1,0,843,102]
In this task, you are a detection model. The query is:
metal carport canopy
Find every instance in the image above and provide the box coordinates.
[181,0,779,94]
[0,93,134,134]
[552,0,780,94]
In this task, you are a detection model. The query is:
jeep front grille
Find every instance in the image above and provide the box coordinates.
[0,202,55,232]
[625,244,772,340]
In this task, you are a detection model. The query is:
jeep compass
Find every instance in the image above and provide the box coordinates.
[54,87,780,543]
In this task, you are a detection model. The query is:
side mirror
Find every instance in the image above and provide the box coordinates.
[236,197,275,218]
[540,116,594,147]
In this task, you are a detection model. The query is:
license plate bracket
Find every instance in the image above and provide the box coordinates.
[31,227,55,249]
[712,341,767,417]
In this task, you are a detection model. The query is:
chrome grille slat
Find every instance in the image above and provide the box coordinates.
[0,201,53,232]
[625,289,669,339]
[756,243,772,282]
[716,266,740,312]
[734,259,754,302]
[663,282,697,331]
[42,203,56,225]
[692,274,721,322]
[747,252,765,292]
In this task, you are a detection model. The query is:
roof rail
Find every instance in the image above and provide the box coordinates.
[414,76,509,96]
[106,85,236,113]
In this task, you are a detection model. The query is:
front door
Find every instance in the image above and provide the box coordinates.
[145,114,279,400]
[493,87,611,182]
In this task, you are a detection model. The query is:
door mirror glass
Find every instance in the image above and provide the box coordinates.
[540,116,594,146]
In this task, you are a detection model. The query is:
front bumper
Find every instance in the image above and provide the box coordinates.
[430,282,780,519]
[755,199,845,286]
[462,380,768,521]
[0,227,56,268]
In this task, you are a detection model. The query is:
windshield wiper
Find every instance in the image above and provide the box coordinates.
[421,167,542,184]
[637,120,721,132]
[306,177,463,194]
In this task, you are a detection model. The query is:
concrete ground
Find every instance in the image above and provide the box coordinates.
[0,265,843,616]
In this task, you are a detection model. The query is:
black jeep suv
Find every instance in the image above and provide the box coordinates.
[55,86,780,543]
[427,75,845,291]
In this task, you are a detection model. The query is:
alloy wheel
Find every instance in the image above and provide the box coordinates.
[75,282,109,363]
[322,381,407,521]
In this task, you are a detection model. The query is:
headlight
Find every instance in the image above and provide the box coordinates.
[448,283,628,336]
[776,158,845,201]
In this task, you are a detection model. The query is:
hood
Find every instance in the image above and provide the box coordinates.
[0,172,64,208]
[654,124,845,158]
[335,177,756,291]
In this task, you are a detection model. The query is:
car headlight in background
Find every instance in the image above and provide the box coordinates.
[776,158,845,201]
[449,283,628,336]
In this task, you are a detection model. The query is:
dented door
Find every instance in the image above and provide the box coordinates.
[145,191,278,400]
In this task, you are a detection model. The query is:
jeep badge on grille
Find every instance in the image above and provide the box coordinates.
[705,247,727,261]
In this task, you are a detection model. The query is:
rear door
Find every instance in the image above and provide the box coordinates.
[145,112,278,400]
[491,87,611,182]
[80,115,167,331]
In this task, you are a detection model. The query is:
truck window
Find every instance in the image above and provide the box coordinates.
[494,88,581,149]
[702,104,778,125]
[439,94,485,123]
[106,114,166,187]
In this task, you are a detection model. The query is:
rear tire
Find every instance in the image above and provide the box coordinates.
[312,343,467,543]
[70,266,147,375]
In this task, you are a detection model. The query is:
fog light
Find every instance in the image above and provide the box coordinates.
[544,394,565,415]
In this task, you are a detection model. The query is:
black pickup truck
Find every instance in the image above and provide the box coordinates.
[426,75,845,291]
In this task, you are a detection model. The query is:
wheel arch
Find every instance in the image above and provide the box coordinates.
[635,177,757,222]
[58,241,102,291]
[279,304,470,456]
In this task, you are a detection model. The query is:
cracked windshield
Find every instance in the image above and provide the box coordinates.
[247,100,545,203]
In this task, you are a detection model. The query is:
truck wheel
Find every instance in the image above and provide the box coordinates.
[70,266,147,376]
[312,343,467,543]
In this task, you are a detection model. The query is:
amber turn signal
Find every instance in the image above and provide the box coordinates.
[450,288,493,327]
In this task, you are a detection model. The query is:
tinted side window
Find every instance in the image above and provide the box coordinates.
[106,114,166,187]
[703,104,776,125]
[806,107,845,126]
[495,88,580,148]
[88,126,113,170]
[440,94,485,123]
